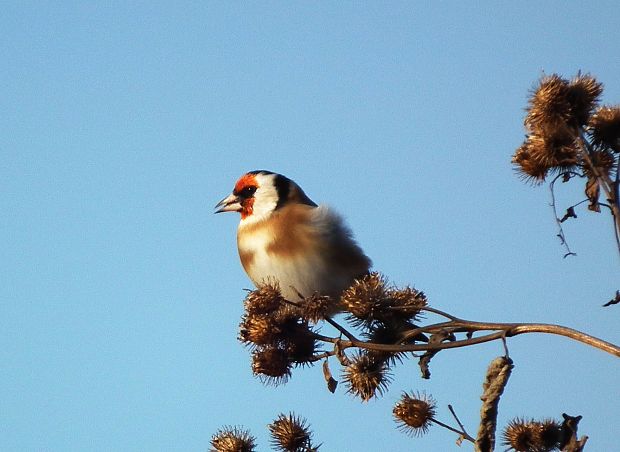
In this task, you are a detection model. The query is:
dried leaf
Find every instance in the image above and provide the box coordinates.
[418,330,455,379]
[603,290,620,307]
[322,359,338,393]
[559,413,583,450]
[585,176,601,212]
[560,206,577,222]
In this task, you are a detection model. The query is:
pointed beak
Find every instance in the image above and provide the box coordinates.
[214,193,242,213]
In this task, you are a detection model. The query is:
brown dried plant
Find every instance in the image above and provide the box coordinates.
[269,413,318,452]
[512,73,620,259]
[223,274,618,450]
[210,426,257,452]
[210,414,319,452]
[212,73,620,451]
[393,391,437,437]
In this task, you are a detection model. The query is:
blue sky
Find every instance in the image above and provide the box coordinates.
[2,2,619,451]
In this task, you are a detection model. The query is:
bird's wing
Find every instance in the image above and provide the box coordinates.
[310,205,372,277]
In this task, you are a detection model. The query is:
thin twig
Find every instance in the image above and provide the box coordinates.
[610,159,620,255]
[578,130,620,255]
[324,316,359,342]
[614,158,620,259]
[431,418,475,443]
[282,296,362,342]
[309,331,340,343]
[579,130,616,193]
[421,306,461,321]
[307,351,335,362]
[448,404,471,439]
[501,336,509,358]
[549,172,578,257]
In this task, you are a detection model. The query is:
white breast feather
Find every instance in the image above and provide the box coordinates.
[237,204,356,301]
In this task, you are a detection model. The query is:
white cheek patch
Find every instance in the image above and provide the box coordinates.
[250,173,279,220]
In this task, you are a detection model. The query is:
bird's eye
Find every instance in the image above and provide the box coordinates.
[238,186,257,198]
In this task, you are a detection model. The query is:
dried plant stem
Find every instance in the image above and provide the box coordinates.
[475,356,513,452]
[430,418,475,444]
[324,316,359,342]
[447,404,474,446]
[578,131,620,255]
[318,312,620,358]
[307,351,334,362]
[421,306,460,321]
[448,404,470,438]
[613,162,620,255]
[549,172,579,258]
[564,435,588,451]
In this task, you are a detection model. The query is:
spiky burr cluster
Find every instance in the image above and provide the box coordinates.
[239,273,427,399]
[393,391,437,437]
[513,73,618,185]
[210,426,256,452]
[210,414,318,452]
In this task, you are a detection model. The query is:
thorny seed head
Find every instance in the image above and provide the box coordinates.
[343,352,391,401]
[239,314,278,346]
[393,391,436,437]
[363,323,413,365]
[512,132,579,183]
[589,105,620,152]
[244,283,286,315]
[210,426,257,452]
[341,273,426,328]
[239,311,305,346]
[534,131,579,172]
[512,142,550,183]
[341,272,389,325]
[502,417,561,452]
[539,419,562,450]
[388,286,427,322]
[268,413,317,452]
[525,75,573,133]
[566,73,603,126]
[524,73,601,133]
[251,346,292,385]
[502,418,537,451]
[515,73,611,183]
[285,327,318,366]
[299,294,333,323]
[583,149,615,179]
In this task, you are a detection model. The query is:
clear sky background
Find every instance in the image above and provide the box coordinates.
[2,2,619,451]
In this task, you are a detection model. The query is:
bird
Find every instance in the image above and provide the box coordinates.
[215,170,371,303]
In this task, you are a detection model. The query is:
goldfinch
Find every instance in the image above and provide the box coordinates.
[215,170,372,302]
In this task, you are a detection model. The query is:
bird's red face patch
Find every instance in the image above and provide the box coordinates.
[233,173,258,219]
[238,198,254,219]
[233,174,257,194]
